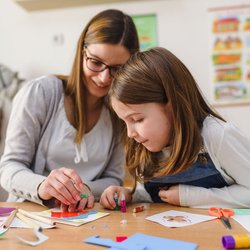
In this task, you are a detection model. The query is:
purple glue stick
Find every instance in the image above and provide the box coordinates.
[222,235,250,249]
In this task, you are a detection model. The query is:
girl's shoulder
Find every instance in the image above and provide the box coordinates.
[202,115,226,144]
[202,115,247,146]
[202,115,225,132]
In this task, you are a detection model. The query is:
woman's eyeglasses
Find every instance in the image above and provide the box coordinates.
[84,48,121,77]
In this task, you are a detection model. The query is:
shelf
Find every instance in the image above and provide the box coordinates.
[14,0,140,11]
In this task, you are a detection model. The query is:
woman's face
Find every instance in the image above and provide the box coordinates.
[83,43,130,99]
[111,97,174,152]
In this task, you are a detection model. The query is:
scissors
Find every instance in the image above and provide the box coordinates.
[208,207,234,229]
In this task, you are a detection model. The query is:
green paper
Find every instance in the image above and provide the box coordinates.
[232,209,250,215]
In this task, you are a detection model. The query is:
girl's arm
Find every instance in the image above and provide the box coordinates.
[180,119,250,208]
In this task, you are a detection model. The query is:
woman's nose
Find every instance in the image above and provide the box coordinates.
[98,68,111,83]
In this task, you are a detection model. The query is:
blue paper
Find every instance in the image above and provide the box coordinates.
[84,233,198,250]
[62,211,97,220]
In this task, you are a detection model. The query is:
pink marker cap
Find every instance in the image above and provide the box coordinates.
[121,193,126,213]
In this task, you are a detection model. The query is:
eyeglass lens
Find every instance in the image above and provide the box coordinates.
[85,50,119,77]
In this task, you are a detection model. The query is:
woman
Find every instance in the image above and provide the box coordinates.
[0,9,139,211]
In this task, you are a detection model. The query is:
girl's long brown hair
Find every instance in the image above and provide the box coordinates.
[58,9,139,143]
[109,47,224,184]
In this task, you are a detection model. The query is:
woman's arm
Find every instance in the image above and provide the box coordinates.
[0,76,61,204]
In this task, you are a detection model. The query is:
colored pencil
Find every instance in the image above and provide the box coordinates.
[3,209,17,228]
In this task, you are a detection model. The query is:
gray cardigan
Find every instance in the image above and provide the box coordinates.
[0,76,124,204]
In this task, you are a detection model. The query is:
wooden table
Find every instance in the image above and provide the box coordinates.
[0,202,247,249]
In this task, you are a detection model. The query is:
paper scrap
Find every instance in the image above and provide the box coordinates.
[16,229,48,246]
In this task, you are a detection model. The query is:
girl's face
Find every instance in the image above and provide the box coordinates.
[83,43,130,99]
[111,97,174,152]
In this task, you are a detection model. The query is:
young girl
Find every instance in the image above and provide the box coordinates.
[100,47,250,209]
[0,9,139,211]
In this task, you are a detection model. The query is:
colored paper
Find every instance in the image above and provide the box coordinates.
[35,208,109,226]
[84,233,198,250]
[0,207,15,216]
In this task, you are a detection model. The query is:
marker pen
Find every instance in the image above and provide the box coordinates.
[121,193,126,213]
[114,193,120,210]
[222,234,250,249]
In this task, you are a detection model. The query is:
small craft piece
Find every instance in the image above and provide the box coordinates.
[133,206,144,213]
[116,236,128,242]
[80,193,90,198]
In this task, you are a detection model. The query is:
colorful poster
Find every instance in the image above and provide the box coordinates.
[208,5,250,106]
[132,14,158,51]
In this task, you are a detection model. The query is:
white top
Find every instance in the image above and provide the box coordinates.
[46,96,113,179]
[132,116,250,208]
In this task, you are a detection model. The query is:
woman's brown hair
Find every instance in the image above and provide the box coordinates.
[109,47,224,184]
[58,9,139,143]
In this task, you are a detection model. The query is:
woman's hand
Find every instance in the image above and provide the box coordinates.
[158,185,180,205]
[38,167,86,208]
[60,184,95,212]
[100,186,132,210]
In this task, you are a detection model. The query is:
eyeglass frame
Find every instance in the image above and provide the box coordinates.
[83,47,121,77]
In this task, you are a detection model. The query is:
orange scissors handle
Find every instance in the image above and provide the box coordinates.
[220,209,234,218]
[208,207,234,218]
[209,207,234,229]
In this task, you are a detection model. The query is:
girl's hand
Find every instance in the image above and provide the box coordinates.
[38,167,86,207]
[158,185,180,205]
[100,186,132,210]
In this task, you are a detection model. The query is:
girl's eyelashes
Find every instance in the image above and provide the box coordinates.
[131,118,144,123]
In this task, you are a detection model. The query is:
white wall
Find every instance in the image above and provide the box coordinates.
[1,0,250,137]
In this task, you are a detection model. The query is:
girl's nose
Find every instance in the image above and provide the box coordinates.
[127,126,137,139]
[98,68,111,83]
